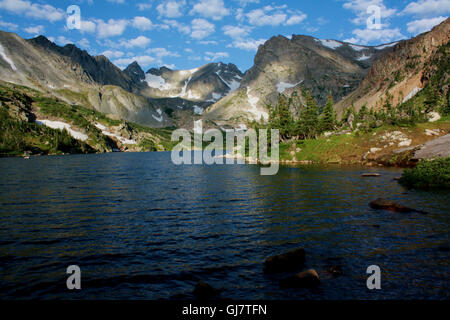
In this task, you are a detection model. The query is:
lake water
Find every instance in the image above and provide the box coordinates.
[0,152,448,300]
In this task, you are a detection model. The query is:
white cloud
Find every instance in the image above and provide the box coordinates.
[402,0,450,17]
[190,0,230,21]
[163,19,191,35]
[80,20,96,33]
[285,14,307,26]
[246,6,306,26]
[204,51,229,61]
[0,17,18,30]
[157,0,185,18]
[343,0,397,25]
[190,18,215,40]
[96,19,128,38]
[137,2,152,11]
[24,25,44,34]
[147,47,180,58]
[246,8,286,26]
[120,36,151,48]
[223,25,252,39]
[229,38,266,51]
[235,0,260,6]
[55,36,73,46]
[78,38,90,48]
[114,55,157,69]
[407,16,447,34]
[132,16,154,31]
[344,27,404,45]
[102,50,125,59]
[0,0,65,22]
[199,40,218,45]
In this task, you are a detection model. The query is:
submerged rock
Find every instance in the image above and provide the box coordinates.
[193,281,219,299]
[264,248,306,274]
[279,269,320,288]
[369,198,427,214]
[327,265,343,277]
[361,173,381,177]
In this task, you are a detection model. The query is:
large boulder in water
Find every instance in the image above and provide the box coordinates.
[264,248,306,274]
[279,269,320,288]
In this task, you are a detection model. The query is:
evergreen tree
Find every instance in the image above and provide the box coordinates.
[319,93,336,132]
[268,94,294,141]
[296,91,319,139]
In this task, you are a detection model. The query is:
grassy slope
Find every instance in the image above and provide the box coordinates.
[279,117,450,165]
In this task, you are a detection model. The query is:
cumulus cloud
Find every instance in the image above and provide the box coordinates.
[147,47,180,58]
[344,27,405,45]
[101,50,125,59]
[55,36,73,46]
[137,2,152,11]
[24,25,45,35]
[78,38,90,48]
[0,0,65,22]
[157,0,186,18]
[343,0,397,25]
[80,20,96,33]
[407,16,447,34]
[246,5,306,26]
[120,36,151,48]
[402,0,450,17]
[190,19,215,40]
[96,19,128,38]
[132,16,154,31]
[0,18,18,30]
[228,38,266,51]
[190,0,230,21]
[163,19,191,35]
[234,0,260,6]
[222,25,252,39]
[204,51,229,61]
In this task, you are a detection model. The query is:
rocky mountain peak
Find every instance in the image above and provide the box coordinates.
[124,61,145,83]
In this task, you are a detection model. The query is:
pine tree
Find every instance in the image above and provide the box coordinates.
[320,93,336,132]
[268,94,294,141]
[297,91,319,139]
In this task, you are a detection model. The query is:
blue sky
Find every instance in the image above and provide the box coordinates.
[0,0,449,72]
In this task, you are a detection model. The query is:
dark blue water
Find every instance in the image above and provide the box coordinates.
[0,152,448,300]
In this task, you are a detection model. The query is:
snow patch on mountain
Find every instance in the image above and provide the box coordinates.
[276,81,303,93]
[0,43,17,71]
[216,71,241,93]
[145,74,173,90]
[316,39,342,50]
[348,44,367,51]
[403,87,422,103]
[247,87,268,121]
[37,119,88,141]
[375,42,399,50]
[94,122,137,144]
[212,92,222,100]
[357,53,372,61]
[193,105,203,115]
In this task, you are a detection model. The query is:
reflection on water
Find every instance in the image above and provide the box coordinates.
[0,152,448,299]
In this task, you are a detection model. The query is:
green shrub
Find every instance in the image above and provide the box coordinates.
[399,157,450,189]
